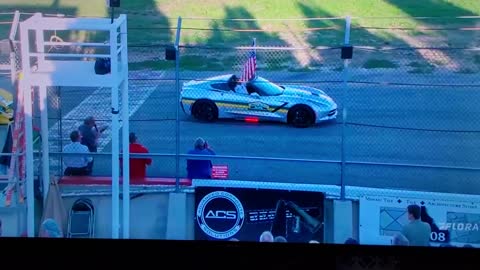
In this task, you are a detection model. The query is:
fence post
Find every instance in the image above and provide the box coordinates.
[340,16,351,201]
[39,84,49,206]
[9,11,20,86]
[121,16,130,240]
[58,87,63,177]
[174,17,183,192]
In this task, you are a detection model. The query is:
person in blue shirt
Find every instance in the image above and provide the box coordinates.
[187,137,215,179]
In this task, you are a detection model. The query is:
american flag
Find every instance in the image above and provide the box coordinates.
[240,39,256,82]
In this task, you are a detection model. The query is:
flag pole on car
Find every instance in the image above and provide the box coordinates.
[240,38,257,83]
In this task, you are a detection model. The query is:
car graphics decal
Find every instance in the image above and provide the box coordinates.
[271,102,289,113]
[181,98,289,113]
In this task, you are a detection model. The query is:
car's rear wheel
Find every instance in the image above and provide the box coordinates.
[192,100,218,122]
[288,105,315,128]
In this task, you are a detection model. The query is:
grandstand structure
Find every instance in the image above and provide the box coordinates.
[15,12,130,238]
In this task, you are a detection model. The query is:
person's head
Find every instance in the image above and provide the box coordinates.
[129,132,137,144]
[40,219,62,238]
[70,130,81,142]
[84,116,96,126]
[392,233,409,246]
[407,205,421,221]
[194,137,207,150]
[344,238,359,245]
[228,75,238,90]
[274,236,287,243]
[259,231,274,242]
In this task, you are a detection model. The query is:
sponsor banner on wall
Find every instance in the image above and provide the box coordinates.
[194,186,325,243]
[359,195,480,247]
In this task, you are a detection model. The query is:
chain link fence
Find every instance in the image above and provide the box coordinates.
[1,13,479,196]
[344,17,480,194]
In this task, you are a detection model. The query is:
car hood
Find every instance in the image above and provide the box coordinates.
[281,85,335,104]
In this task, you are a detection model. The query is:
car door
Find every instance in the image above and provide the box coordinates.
[212,84,251,117]
[246,85,289,119]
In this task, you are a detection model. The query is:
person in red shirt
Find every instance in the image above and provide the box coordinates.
[121,132,152,183]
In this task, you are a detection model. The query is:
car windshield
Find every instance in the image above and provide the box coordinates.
[250,77,284,96]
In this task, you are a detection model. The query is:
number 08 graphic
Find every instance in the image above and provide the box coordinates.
[430,232,446,242]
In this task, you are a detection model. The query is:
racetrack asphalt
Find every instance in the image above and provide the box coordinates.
[2,69,480,196]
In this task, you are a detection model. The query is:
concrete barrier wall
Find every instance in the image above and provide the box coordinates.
[186,193,195,240]
[59,190,351,241]
[323,199,335,243]
[10,184,476,241]
[0,206,26,237]
[59,186,479,245]
[63,193,170,239]
[0,190,352,240]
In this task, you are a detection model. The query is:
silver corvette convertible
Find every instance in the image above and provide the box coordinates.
[180,74,337,128]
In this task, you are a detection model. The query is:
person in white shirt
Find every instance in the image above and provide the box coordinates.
[228,75,250,95]
[63,130,93,176]
[234,82,249,94]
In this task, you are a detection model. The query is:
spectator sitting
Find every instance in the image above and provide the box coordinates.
[274,236,287,243]
[63,130,93,176]
[344,238,359,245]
[259,231,274,242]
[401,204,432,247]
[392,233,409,246]
[120,132,152,183]
[187,137,216,179]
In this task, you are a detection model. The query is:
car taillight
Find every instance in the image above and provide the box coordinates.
[245,117,259,123]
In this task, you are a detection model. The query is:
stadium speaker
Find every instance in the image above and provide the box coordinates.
[341,46,353,59]
[165,46,176,61]
[108,0,120,8]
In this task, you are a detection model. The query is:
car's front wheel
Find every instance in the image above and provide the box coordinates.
[192,99,218,122]
[288,105,315,128]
